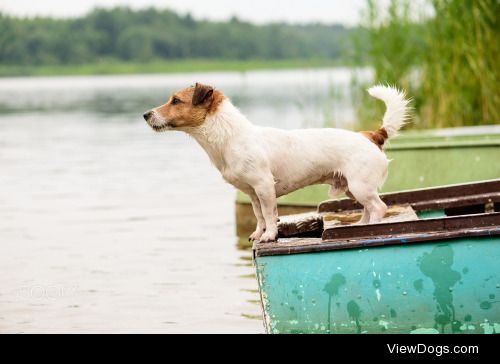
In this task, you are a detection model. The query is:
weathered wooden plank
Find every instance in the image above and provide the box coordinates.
[254,213,500,257]
[278,212,323,238]
[318,179,500,213]
[277,205,418,239]
[322,212,500,241]
[255,226,500,257]
[323,204,418,230]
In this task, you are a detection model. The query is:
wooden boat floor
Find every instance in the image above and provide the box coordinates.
[277,205,418,238]
[323,204,418,229]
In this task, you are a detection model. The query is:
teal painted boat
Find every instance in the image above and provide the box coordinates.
[253,180,500,334]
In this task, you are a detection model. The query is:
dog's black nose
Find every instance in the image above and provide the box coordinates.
[143,111,153,121]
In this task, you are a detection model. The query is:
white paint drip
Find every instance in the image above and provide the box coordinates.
[410,328,439,334]
[480,321,500,334]
[481,322,495,334]
[379,320,389,330]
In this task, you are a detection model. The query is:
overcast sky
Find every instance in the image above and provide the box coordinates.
[0,0,371,25]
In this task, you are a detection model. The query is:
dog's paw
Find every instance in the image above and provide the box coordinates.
[249,232,263,242]
[259,230,278,243]
[249,228,265,242]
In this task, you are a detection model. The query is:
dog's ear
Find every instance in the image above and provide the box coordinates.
[192,83,214,106]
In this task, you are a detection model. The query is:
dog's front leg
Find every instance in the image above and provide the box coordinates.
[254,181,278,243]
[249,192,266,242]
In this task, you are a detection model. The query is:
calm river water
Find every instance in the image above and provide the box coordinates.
[0,68,368,333]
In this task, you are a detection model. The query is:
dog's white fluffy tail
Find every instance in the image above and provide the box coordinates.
[368,85,411,138]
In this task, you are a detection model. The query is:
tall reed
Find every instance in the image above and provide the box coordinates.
[352,0,499,129]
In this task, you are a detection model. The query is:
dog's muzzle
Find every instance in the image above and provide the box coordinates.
[143,110,174,132]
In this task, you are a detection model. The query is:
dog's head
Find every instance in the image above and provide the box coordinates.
[143,83,224,132]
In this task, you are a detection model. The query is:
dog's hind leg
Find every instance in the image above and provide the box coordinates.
[348,181,387,224]
[357,208,371,225]
[368,194,388,224]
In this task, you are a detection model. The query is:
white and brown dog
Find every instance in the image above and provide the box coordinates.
[144,83,410,242]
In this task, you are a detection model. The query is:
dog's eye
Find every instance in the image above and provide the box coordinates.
[171,97,182,105]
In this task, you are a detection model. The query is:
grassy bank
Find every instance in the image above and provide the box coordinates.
[0,59,344,77]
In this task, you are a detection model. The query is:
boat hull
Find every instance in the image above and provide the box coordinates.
[255,236,500,334]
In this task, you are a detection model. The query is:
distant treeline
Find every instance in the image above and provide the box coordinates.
[0,7,354,65]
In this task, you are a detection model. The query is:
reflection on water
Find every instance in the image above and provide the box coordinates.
[0,68,366,333]
[0,68,370,128]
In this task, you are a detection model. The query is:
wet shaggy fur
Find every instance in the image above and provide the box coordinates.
[144,83,411,242]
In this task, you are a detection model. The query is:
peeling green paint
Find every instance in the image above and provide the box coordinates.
[460,324,476,331]
[413,279,424,293]
[379,320,389,330]
[324,274,346,297]
[452,319,463,333]
[418,244,462,333]
[480,322,500,334]
[323,273,346,334]
[347,300,362,334]
[480,301,492,310]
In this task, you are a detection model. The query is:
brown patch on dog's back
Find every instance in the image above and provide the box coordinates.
[361,127,389,150]
[155,83,225,128]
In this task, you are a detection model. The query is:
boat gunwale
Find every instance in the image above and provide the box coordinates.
[318,179,500,213]
[254,213,500,257]
[385,140,500,151]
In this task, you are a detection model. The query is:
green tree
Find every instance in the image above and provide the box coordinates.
[0,7,354,66]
